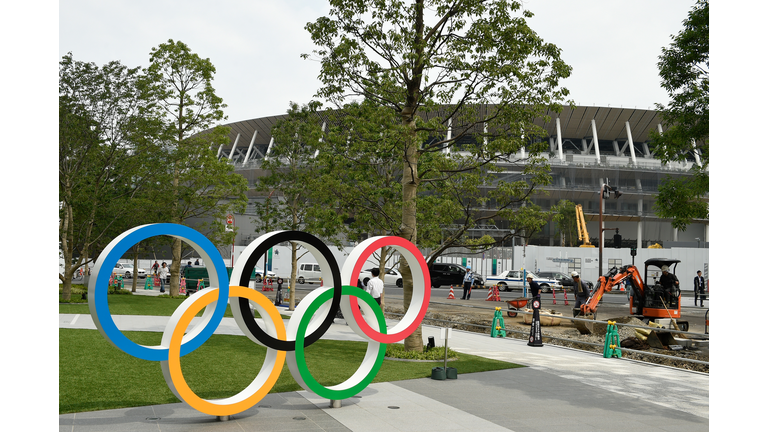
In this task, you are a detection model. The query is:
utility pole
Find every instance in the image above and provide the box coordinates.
[599,183,622,277]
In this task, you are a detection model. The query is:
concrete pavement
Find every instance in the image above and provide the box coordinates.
[59,293,708,431]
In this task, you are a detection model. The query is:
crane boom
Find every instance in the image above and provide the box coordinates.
[575,204,594,247]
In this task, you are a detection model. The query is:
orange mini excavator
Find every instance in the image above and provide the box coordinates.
[579,258,688,331]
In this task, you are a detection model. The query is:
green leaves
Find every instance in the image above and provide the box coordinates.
[654,167,709,231]
[143,39,227,142]
[651,0,708,230]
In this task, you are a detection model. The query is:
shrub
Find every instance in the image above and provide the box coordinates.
[385,344,459,361]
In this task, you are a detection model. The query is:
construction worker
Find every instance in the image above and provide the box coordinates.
[527,274,540,299]
[461,266,474,300]
[659,265,679,303]
[572,271,590,311]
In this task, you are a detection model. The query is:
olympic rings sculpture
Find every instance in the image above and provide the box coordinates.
[88,224,431,416]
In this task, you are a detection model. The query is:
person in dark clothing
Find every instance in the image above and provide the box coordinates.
[275,277,284,306]
[659,265,679,303]
[694,270,706,307]
[527,274,540,298]
[571,271,590,310]
[461,266,474,300]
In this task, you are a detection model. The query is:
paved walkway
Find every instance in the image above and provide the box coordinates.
[59,293,709,431]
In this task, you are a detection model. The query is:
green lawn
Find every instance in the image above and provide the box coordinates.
[59,328,523,414]
[59,291,292,319]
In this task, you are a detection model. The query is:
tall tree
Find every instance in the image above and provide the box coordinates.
[304,0,571,351]
[650,0,708,230]
[59,54,162,300]
[550,199,578,247]
[142,39,248,296]
[255,102,347,309]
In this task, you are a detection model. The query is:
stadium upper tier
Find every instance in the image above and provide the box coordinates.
[214,105,704,175]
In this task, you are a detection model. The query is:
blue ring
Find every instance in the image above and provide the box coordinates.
[89,224,230,361]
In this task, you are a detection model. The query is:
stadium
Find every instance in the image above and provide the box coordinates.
[212,105,709,251]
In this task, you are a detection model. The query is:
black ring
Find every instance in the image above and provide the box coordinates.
[235,231,342,351]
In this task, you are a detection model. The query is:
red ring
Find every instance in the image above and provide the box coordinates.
[346,236,431,343]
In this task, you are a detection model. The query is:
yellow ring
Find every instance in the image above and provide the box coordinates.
[164,286,286,416]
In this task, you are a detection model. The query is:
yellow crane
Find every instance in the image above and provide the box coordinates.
[575,204,595,247]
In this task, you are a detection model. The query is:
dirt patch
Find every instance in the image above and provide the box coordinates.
[383,303,709,374]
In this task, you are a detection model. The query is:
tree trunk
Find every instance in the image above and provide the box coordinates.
[400,113,422,352]
[378,246,389,310]
[60,201,73,301]
[289,243,298,310]
[132,248,139,292]
[170,237,181,297]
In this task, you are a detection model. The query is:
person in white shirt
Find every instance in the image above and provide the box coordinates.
[158,262,170,293]
[365,268,384,306]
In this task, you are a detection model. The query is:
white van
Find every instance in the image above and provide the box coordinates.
[297,263,322,284]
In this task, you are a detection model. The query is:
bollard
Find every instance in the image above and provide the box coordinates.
[527,299,543,347]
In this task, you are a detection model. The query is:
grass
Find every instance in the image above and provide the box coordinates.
[59,288,292,320]
[59,328,523,414]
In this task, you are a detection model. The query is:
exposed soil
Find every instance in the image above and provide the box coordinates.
[382,298,709,374]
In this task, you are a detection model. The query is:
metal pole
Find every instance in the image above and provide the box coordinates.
[599,184,604,277]
[443,335,449,370]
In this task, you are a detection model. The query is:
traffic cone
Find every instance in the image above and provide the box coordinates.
[486,285,501,301]
[552,287,557,304]
[447,286,456,299]
[563,289,569,305]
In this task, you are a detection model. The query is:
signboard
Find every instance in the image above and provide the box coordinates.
[225,214,234,232]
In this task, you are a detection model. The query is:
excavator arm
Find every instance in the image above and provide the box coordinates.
[580,265,644,315]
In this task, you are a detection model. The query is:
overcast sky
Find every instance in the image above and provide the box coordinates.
[59,0,696,124]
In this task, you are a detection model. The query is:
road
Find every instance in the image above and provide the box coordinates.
[74,275,708,335]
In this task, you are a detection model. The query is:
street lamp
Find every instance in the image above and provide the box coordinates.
[599,183,622,277]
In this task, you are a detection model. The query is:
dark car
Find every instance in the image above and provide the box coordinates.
[537,271,593,292]
[429,263,483,288]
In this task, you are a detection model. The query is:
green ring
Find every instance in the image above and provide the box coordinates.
[294,285,387,399]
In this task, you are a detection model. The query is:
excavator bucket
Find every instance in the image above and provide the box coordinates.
[572,312,596,335]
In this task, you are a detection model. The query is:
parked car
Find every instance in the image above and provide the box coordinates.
[297,263,322,284]
[252,266,277,283]
[113,263,146,279]
[536,271,593,292]
[484,270,561,293]
[428,263,484,288]
[358,267,403,287]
